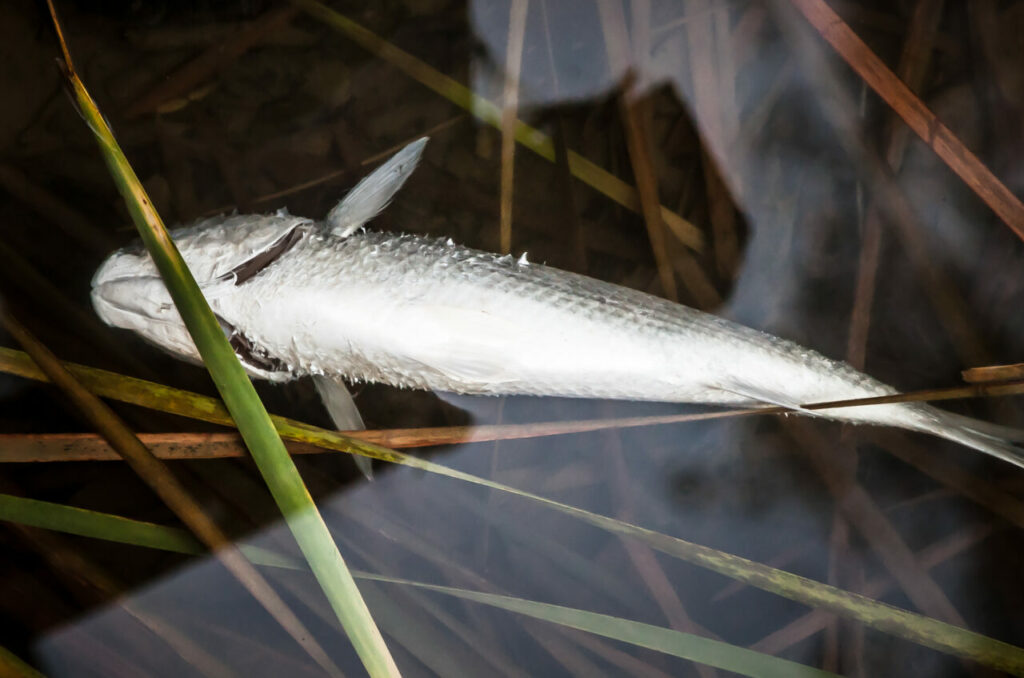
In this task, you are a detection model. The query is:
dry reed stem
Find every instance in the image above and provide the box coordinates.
[2,345,1023,464]
[835,7,945,664]
[672,249,723,309]
[556,628,678,678]
[292,0,705,250]
[200,116,466,217]
[845,207,882,371]
[179,615,330,678]
[327,528,532,677]
[798,378,1024,409]
[846,0,944,371]
[882,0,945,169]
[0,411,759,463]
[124,6,299,118]
[822,514,854,674]
[478,398,506,570]
[788,0,1024,243]
[553,119,587,270]
[685,0,742,279]
[330,497,533,676]
[962,363,1024,383]
[711,1,742,160]
[1,313,342,677]
[751,522,994,656]
[1,504,235,678]
[353,499,598,675]
[538,1,587,271]
[878,168,991,366]
[603,432,719,678]
[828,0,955,54]
[59,630,151,676]
[775,0,991,365]
[619,95,682,302]
[499,0,528,255]
[118,608,236,678]
[869,430,1024,531]
[597,0,681,302]
[786,420,968,626]
[420,489,635,675]
[702,149,740,282]
[684,0,725,157]
[221,467,516,678]
[667,2,735,306]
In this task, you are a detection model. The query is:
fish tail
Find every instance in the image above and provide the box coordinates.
[914,406,1024,469]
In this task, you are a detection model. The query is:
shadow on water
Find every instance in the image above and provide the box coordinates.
[1,0,1023,675]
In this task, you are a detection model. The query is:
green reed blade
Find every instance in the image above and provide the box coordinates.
[46,4,398,674]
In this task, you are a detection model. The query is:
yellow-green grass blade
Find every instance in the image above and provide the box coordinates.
[288,0,703,252]
[361,574,838,678]
[47,7,397,675]
[0,494,833,678]
[0,493,300,570]
[0,645,45,678]
[3,348,1023,674]
[3,346,1023,672]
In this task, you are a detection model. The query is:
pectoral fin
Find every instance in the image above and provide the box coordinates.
[222,225,306,286]
[325,137,428,238]
[313,375,373,479]
[716,381,806,412]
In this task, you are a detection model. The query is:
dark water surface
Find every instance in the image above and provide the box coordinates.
[2,1,1024,676]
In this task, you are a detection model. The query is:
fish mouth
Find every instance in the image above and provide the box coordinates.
[94,289,291,379]
[92,275,292,380]
[216,316,291,376]
[91,278,171,325]
[91,275,177,323]
[90,285,203,367]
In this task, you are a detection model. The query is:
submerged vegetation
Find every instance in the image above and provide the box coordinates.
[1,0,1024,676]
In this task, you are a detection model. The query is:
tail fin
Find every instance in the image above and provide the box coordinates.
[917,407,1024,470]
[938,411,1024,443]
[716,379,1024,468]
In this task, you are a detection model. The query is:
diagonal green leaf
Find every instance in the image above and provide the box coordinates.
[361,573,838,678]
[0,645,44,678]
[46,5,397,674]
[2,349,1023,676]
[0,492,833,677]
[0,493,300,570]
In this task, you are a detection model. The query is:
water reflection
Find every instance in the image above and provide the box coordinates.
[4,0,1023,676]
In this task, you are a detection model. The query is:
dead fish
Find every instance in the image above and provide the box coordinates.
[91,137,1024,473]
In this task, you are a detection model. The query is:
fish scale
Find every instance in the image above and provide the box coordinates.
[90,137,1024,470]
[210,230,929,420]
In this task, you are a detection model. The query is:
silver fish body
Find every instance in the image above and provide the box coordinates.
[225,230,879,406]
[90,139,1024,468]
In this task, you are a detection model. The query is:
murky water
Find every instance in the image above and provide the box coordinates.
[2,1,1024,676]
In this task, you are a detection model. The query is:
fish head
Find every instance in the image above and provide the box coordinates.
[91,212,312,376]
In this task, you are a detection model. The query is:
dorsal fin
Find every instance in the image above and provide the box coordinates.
[325,137,428,238]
